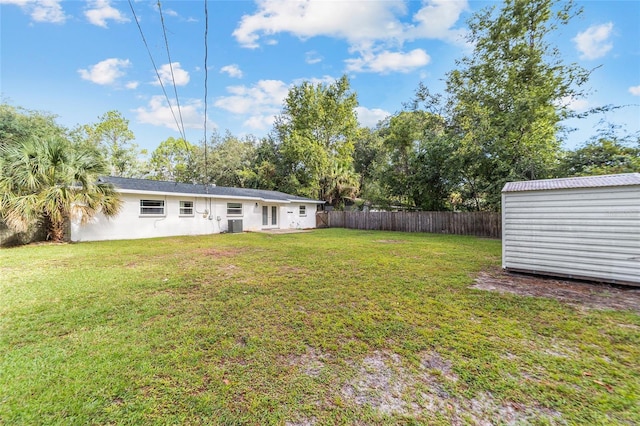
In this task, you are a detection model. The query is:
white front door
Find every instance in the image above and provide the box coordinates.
[262,205,278,228]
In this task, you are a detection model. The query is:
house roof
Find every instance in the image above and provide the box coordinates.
[502,173,640,192]
[99,176,325,204]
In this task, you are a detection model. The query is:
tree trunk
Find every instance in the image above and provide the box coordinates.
[46,215,66,242]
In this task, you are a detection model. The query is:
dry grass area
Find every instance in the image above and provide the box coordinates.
[473,268,640,313]
[340,350,556,424]
[286,347,563,425]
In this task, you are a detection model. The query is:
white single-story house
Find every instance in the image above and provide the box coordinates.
[71,176,325,242]
[502,173,640,286]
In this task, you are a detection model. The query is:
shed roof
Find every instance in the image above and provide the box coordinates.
[502,173,640,193]
[99,176,324,204]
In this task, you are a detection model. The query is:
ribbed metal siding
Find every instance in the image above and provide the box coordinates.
[502,186,640,285]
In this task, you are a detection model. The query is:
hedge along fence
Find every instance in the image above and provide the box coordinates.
[318,211,502,239]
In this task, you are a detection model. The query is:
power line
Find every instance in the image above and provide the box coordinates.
[127,0,186,142]
[157,0,186,141]
[203,0,210,186]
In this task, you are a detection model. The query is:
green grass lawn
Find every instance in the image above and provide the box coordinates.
[1,229,638,425]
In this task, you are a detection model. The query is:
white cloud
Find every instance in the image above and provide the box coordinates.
[134,96,208,131]
[0,0,30,5]
[406,0,469,43]
[346,49,430,73]
[215,80,289,114]
[232,0,467,75]
[85,0,129,28]
[293,75,336,86]
[214,79,290,130]
[125,81,139,90]
[0,0,27,7]
[0,0,66,23]
[78,58,131,85]
[152,62,190,87]
[305,51,323,65]
[573,22,614,60]
[233,0,406,49]
[220,64,244,79]
[556,95,589,112]
[355,106,390,128]
[243,114,277,130]
[232,1,468,47]
[214,77,378,131]
[629,85,640,96]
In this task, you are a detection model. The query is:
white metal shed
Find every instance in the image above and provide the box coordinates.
[501,173,640,286]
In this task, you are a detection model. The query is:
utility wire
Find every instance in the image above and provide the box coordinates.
[157,0,186,141]
[127,0,186,142]
[203,0,210,186]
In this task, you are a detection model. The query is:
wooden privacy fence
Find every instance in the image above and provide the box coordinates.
[317,211,501,239]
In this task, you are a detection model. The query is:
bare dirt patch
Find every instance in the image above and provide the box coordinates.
[341,351,407,415]
[198,248,246,258]
[472,268,640,313]
[285,418,317,426]
[260,229,312,235]
[374,239,406,244]
[340,350,561,423]
[279,265,307,277]
[285,347,330,378]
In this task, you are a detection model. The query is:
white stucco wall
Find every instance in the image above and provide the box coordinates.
[71,192,318,242]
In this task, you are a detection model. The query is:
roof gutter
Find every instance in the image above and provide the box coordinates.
[114,188,322,204]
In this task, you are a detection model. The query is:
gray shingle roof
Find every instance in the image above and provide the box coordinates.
[99,176,324,203]
[502,173,640,192]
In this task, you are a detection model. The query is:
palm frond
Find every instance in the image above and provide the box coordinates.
[0,136,122,240]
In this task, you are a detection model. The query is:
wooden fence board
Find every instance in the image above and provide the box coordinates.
[321,211,501,239]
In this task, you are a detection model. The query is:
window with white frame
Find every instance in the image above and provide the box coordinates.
[140,199,165,216]
[227,202,243,216]
[179,200,194,216]
[299,205,306,216]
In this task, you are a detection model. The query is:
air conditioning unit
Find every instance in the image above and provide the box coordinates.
[228,219,243,233]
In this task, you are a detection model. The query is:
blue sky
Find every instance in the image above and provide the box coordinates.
[1,0,639,154]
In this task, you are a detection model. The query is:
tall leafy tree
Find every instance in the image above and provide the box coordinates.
[148,137,197,182]
[236,136,281,190]
[445,0,590,209]
[274,75,360,204]
[559,128,640,176]
[0,103,64,149]
[408,128,455,211]
[71,110,145,177]
[373,110,453,210]
[197,131,258,187]
[377,112,425,208]
[0,137,122,242]
[353,127,387,208]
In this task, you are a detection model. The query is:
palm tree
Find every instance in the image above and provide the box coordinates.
[0,136,122,242]
[320,158,360,209]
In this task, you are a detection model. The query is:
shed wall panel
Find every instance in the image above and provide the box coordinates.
[502,186,640,285]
